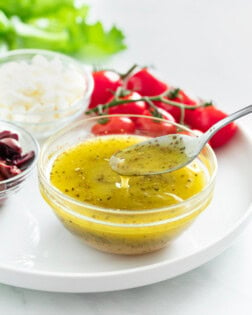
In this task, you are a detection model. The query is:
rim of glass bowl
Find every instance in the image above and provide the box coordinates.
[38,114,218,219]
[0,49,94,122]
[0,120,39,186]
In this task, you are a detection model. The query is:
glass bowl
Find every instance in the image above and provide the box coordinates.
[38,115,217,255]
[0,49,94,139]
[0,120,39,205]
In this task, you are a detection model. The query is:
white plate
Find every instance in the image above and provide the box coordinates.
[0,128,251,293]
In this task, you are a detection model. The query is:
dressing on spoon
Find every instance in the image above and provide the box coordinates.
[110,105,252,176]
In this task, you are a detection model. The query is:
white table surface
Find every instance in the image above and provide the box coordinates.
[1,0,252,314]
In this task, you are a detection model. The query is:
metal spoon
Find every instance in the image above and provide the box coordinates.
[110,105,252,176]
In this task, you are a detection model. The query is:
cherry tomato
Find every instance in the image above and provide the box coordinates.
[135,109,176,137]
[156,89,197,122]
[127,68,168,96]
[89,71,122,109]
[108,92,147,116]
[185,105,238,148]
[91,117,136,135]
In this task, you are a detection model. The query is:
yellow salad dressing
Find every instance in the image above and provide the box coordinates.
[45,135,213,255]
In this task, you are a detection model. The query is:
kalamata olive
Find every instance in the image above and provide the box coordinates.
[0,130,35,183]
[0,138,22,159]
[0,161,21,179]
[13,151,35,169]
[0,131,19,141]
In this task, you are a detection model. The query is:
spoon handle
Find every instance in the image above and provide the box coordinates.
[202,104,252,144]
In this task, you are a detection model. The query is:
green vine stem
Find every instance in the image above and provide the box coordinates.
[85,89,203,115]
[120,64,138,80]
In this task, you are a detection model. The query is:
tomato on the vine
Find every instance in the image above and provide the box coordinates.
[89,71,122,109]
[185,105,238,148]
[91,117,136,135]
[108,92,147,116]
[136,108,176,136]
[87,66,238,148]
[156,89,197,122]
[127,68,168,96]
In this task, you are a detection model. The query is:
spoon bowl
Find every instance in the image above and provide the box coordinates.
[110,133,202,176]
[110,105,252,176]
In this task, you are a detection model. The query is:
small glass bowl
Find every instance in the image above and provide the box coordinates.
[0,49,94,139]
[38,115,217,255]
[0,120,39,205]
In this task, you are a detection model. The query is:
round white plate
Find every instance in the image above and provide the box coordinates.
[0,128,251,293]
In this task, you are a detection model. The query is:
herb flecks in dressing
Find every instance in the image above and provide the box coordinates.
[110,135,189,176]
[50,135,208,211]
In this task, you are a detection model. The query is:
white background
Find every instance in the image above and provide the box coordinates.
[0,0,252,314]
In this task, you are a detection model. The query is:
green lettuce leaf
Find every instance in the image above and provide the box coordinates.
[0,0,74,18]
[0,2,126,61]
[74,22,126,58]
